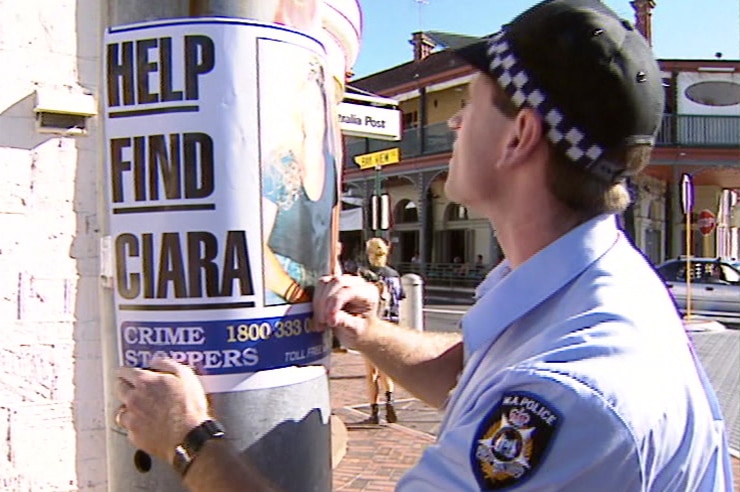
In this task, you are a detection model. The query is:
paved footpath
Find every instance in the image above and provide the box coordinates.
[329,349,740,491]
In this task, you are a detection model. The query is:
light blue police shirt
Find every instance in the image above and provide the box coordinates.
[397,214,733,491]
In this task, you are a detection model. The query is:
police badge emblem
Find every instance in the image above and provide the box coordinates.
[471,392,560,489]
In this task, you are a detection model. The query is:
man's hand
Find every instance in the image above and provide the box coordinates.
[115,357,211,464]
[312,274,380,349]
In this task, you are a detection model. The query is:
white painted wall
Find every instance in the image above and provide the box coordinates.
[0,0,106,490]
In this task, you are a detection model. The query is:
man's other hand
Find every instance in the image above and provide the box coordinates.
[115,357,211,464]
[312,274,380,349]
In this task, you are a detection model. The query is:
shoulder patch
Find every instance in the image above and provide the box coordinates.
[471,392,561,490]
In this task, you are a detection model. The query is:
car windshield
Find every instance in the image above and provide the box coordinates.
[658,260,740,284]
[722,262,740,283]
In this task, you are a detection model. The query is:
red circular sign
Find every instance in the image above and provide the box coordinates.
[698,209,716,236]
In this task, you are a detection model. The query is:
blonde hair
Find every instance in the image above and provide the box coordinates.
[491,83,653,215]
[366,237,390,267]
[366,237,389,256]
[546,144,653,215]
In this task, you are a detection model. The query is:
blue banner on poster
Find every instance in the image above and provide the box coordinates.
[119,311,327,375]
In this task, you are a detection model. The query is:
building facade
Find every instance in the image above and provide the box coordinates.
[340,6,740,272]
[0,0,106,489]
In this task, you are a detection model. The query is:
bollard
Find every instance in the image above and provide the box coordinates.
[400,273,424,331]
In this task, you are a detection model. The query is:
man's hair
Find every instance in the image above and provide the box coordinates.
[492,87,652,215]
[546,144,651,215]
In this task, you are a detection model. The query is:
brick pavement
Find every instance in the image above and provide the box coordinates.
[330,350,433,491]
[329,349,740,491]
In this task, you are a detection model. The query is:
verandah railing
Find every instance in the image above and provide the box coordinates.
[344,114,740,170]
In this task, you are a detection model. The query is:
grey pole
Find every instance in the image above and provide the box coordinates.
[400,273,425,332]
[100,2,331,491]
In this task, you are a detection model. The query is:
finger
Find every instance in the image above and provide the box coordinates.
[116,366,153,386]
[315,275,372,325]
[318,275,335,285]
[324,283,374,325]
[118,406,137,437]
[114,376,135,402]
[313,277,341,325]
[149,356,193,378]
[332,309,367,332]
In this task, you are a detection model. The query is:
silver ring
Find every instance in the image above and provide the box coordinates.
[115,406,126,428]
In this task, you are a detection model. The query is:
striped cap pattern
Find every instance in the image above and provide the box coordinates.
[485,31,624,183]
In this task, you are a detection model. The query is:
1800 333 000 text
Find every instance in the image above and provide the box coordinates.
[119,311,328,375]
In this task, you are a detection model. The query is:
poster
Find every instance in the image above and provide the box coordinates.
[104,18,338,392]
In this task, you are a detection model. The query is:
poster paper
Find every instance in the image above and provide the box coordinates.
[104,18,338,392]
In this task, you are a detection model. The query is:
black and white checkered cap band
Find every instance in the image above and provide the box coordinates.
[485,32,624,183]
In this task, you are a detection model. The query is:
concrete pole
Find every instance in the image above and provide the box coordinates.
[101,2,332,491]
[400,273,425,331]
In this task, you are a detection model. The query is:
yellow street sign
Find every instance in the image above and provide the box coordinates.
[353,148,400,169]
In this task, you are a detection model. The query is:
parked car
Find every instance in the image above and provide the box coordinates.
[656,257,740,325]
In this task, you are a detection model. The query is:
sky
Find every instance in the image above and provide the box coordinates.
[351,0,740,78]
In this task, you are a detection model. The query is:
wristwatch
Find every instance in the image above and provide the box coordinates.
[172,419,226,477]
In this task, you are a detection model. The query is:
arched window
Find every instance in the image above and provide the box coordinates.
[445,203,469,221]
[395,199,418,223]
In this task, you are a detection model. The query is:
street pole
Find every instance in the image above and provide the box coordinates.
[686,208,692,319]
[99,2,360,490]
[374,165,381,237]
[681,173,693,320]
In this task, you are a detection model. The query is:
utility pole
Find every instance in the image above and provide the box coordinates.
[100,1,359,490]
[374,165,382,237]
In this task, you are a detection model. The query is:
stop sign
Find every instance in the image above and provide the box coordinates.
[698,209,716,236]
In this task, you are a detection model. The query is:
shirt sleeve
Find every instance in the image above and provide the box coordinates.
[398,368,643,491]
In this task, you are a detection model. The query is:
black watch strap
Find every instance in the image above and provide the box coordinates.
[172,419,226,477]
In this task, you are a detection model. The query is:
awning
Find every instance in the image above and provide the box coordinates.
[340,208,363,231]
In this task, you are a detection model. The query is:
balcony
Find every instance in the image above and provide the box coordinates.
[344,114,740,171]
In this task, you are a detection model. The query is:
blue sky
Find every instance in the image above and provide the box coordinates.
[351,0,740,78]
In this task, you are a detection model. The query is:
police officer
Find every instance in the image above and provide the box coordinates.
[114,0,734,490]
[315,1,734,489]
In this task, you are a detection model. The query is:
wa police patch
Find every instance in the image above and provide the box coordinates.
[471,392,560,490]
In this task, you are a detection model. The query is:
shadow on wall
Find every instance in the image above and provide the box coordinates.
[0,93,55,151]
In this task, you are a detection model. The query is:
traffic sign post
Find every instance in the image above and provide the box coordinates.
[370,193,390,232]
[355,148,399,237]
[680,174,693,320]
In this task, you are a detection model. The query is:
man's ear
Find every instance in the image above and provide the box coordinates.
[503,108,544,164]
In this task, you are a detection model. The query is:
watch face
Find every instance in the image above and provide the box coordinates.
[173,420,226,477]
[203,419,226,437]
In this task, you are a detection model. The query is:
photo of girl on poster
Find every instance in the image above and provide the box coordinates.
[259,41,339,306]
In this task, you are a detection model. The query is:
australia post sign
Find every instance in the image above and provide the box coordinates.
[338,92,401,141]
[103,19,337,392]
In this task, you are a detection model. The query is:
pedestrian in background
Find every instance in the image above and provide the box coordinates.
[357,237,406,424]
[113,0,733,490]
